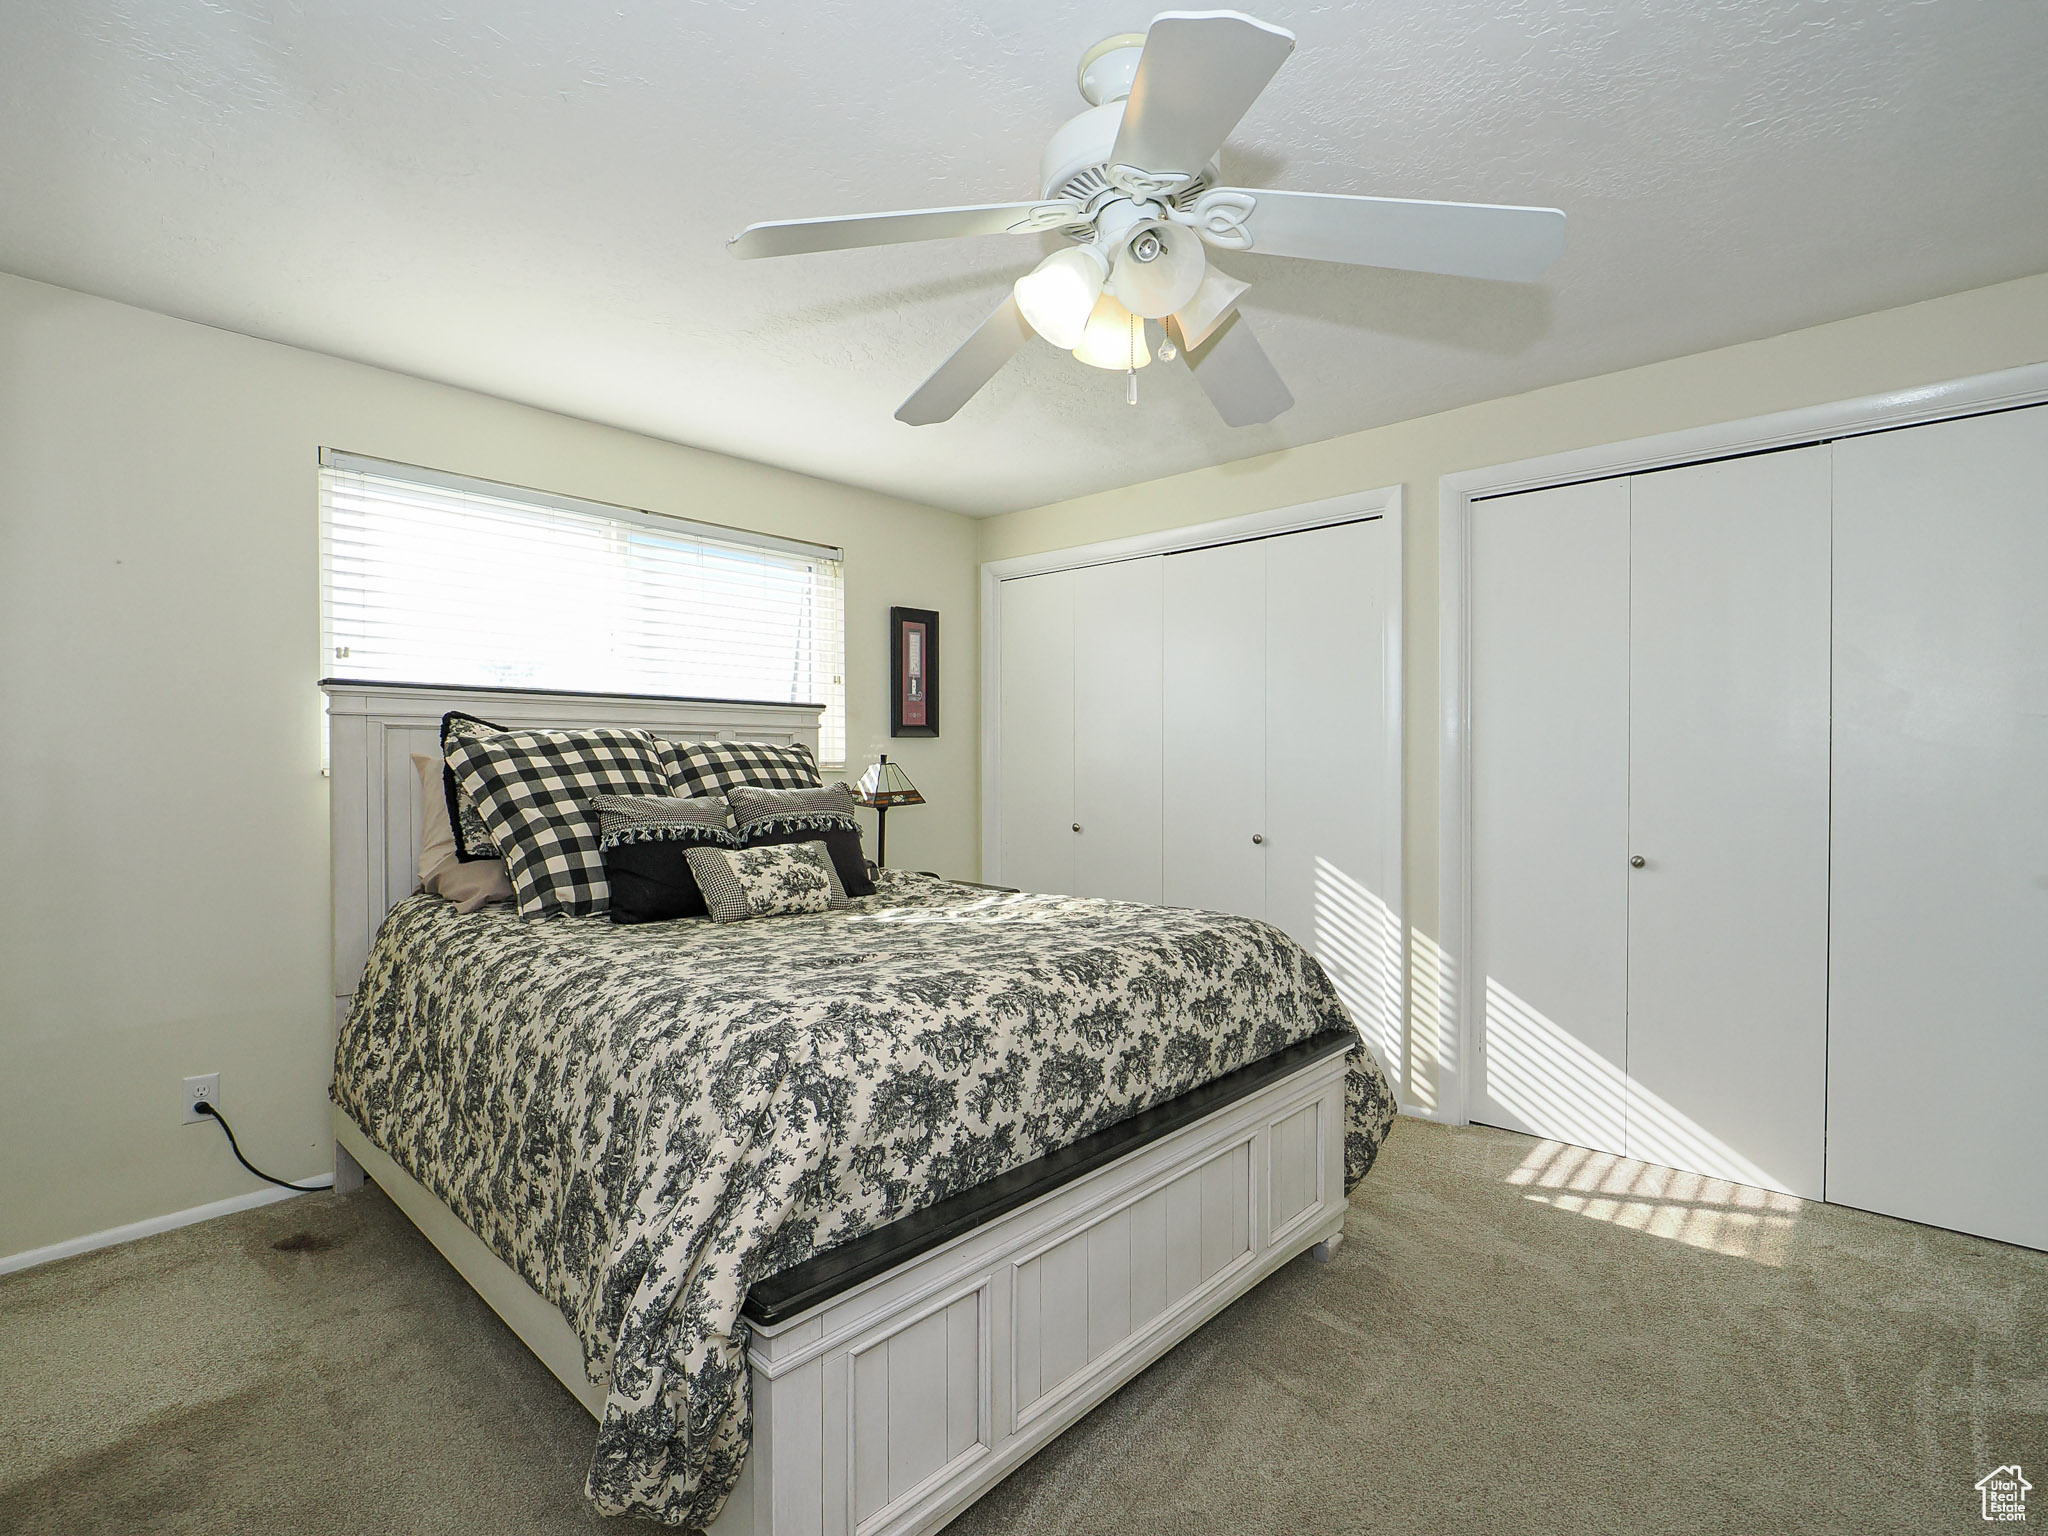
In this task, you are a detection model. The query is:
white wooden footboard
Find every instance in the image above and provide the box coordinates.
[733,1044,1348,1536]
[336,1038,1348,1536]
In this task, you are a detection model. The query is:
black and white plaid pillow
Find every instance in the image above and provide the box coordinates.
[664,738,822,799]
[446,728,671,917]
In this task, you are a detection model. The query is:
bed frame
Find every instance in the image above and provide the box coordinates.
[322,680,1352,1536]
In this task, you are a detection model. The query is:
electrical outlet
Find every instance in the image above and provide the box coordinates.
[183,1073,220,1125]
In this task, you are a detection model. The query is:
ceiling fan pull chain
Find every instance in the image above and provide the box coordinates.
[1126,368,1139,406]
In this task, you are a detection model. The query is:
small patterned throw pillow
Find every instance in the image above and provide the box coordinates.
[446,727,671,917]
[684,840,849,923]
[726,783,874,897]
[664,738,822,799]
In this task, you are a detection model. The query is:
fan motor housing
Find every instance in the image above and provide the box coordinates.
[1039,103,1218,223]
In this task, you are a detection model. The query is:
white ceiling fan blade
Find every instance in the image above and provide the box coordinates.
[730,201,1080,260]
[895,294,1036,426]
[1174,310,1292,427]
[1203,189,1567,281]
[1109,12,1295,182]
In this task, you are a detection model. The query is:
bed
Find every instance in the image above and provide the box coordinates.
[323,680,1396,1534]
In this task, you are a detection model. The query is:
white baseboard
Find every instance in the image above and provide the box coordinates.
[1397,1102,1461,1126]
[0,1176,336,1278]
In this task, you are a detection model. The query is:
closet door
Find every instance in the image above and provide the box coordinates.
[1163,539,1267,919]
[996,571,1075,895]
[1625,449,1832,1199]
[1072,557,1164,903]
[1470,480,1632,1154]
[1829,406,2048,1249]
[1266,520,1402,1074]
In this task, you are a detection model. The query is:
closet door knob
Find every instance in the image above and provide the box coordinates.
[1252,834,1265,845]
[1072,823,1082,833]
[1630,855,1646,868]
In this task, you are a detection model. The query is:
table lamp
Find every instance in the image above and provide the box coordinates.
[852,754,924,867]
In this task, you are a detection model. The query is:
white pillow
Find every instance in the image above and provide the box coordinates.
[411,753,513,913]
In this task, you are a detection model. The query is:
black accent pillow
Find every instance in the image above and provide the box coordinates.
[727,783,875,897]
[594,794,734,924]
[441,710,509,861]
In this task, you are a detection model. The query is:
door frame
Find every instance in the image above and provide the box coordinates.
[1436,360,2048,1127]
[981,486,1407,1079]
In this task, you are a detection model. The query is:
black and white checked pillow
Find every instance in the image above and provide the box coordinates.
[664,738,822,799]
[592,793,735,850]
[724,782,858,839]
[446,728,671,917]
[683,840,848,923]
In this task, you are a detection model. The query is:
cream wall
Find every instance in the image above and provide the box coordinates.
[977,270,2048,1112]
[0,271,980,1261]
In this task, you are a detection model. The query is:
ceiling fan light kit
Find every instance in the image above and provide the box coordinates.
[1167,267,1249,351]
[1013,245,1110,350]
[731,9,1568,429]
[1071,294,1152,374]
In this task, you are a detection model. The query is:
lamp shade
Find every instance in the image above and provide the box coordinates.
[1013,246,1110,350]
[1109,220,1206,319]
[853,755,924,808]
[1171,269,1250,351]
[1071,294,1151,372]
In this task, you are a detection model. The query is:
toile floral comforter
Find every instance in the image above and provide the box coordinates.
[332,871,1396,1528]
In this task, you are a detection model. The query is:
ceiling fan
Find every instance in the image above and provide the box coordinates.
[730,10,1566,428]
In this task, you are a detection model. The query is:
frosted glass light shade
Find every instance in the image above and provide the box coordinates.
[1071,294,1151,371]
[1109,222,1206,319]
[1013,246,1110,350]
[1172,270,1250,350]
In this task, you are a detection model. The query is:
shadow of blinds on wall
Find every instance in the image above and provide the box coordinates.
[318,450,847,764]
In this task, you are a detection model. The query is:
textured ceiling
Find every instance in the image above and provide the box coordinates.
[4,2,2046,515]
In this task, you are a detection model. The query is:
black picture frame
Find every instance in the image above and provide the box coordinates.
[890,606,939,738]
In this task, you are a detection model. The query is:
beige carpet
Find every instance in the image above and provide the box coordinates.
[4,1118,2042,1535]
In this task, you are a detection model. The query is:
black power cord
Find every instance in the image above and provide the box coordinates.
[194,1101,329,1193]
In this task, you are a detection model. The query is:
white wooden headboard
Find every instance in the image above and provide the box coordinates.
[322,680,825,1012]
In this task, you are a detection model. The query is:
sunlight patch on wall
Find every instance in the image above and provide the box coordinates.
[1507,1139,1803,1265]
[1404,925,1447,1112]
[1312,857,1404,1094]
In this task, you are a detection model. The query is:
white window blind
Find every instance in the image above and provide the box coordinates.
[319,451,846,764]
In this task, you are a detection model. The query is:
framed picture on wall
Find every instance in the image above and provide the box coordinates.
[890,606,939,737]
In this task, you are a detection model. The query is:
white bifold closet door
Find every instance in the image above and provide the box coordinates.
[995,516,1403,1083]
[996,558,1165,903]
[1264,522,1405,1073]
[1827,405,2048,1251]
[1163,541,1268,920]
[1072,558,1164,903]
[1470,479,1633,1155]
[1624,449,1832,1197]
[1470,450,1831,1198]
[996,570,1075,896]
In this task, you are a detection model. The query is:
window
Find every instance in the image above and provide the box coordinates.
[319,451,846,764]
